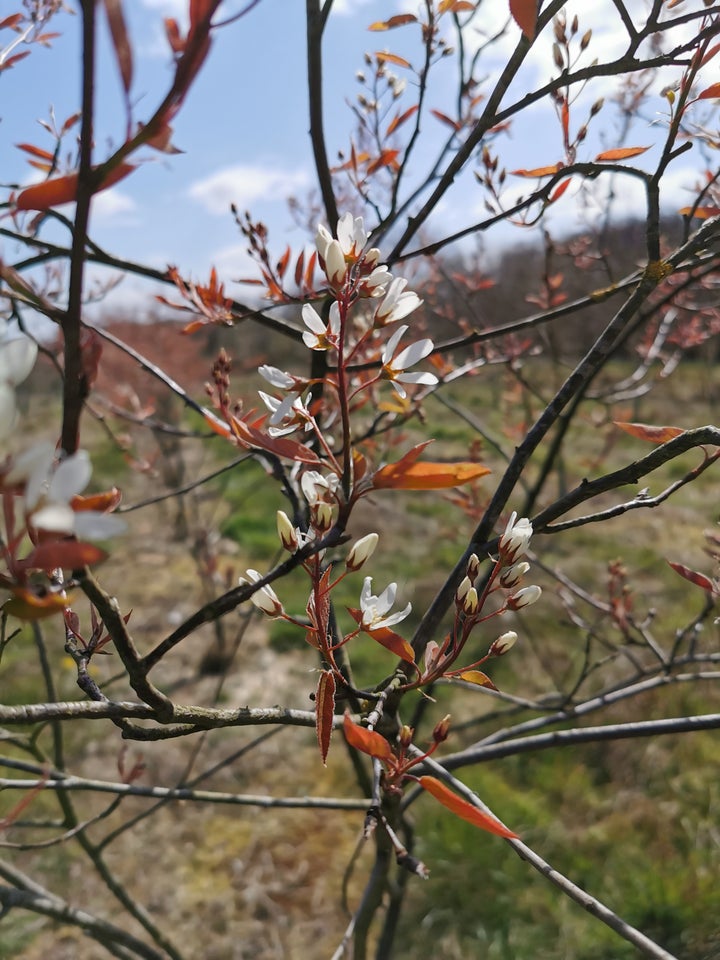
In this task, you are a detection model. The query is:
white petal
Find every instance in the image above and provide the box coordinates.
[31,503,76,534]
[328,301,341,336]
[0,336,38,386]
[74,511,127,539]
[394,338,433,368]
[0,383,17,440]
[302,303,326,334]
[50,451,91,502]
[258,365,295,390]
[382,324,408,363]
[395,371,439,386]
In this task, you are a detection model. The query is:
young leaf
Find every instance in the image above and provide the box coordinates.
[368,14,416,30]
[386,104,419,137]
[697,82,720,100]
[510,163,563,177]
[594,146,650,162]
[509,0,537,40]
[343,714,394,762]
[667,561,717,594]
[102,0,133,95]
[419,776,519,838]
[15,163,136,211]
[457,670,498,691]
[372,460,491,490]
[346,608,417,663]
[613,421,684,444]
[316,670,336,765]
[679,205,720,220]
[3,588,73,621]
[21,541,107,573]
[375,51,411,69]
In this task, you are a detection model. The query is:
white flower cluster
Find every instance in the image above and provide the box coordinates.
[0,334,37,442]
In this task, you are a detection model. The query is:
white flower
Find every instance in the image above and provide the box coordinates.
[300,470,339,506]
[25,449,126,540]
[336,212,369,259]
[258,391,311,436]
[359,576,411,631]
[362,264,393,298]
[239,569,283,617]
[316,214,375,287]
[258,365,296,390]
[302,301,341,350]
[0,335,38,441]
[381,324,439,398]
[499,512,533,563]
[374,278,422,326]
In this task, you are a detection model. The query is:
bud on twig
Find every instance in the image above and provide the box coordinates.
[346,532,379,571]
[432,714,451,744]
[489,631,518,656]
[276,510,298,552]
[507,585,542,610]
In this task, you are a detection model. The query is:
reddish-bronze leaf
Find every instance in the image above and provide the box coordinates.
[102,0,133,95]
[366,149,400,175]
[0,14,23,29]
[430,109,462,132]
[16,143,55,161]
[343,714,394,762]
[346,607,416,663]
[228,415,321,463]
[22,541,107,573]
[613,421,684,444]
[457,670,498,691]
[594,146,650,162]
[368,14,417,30]
[419,776,519,838]
[509,0,537,40]
[667,561,717,594]
[316,670,336,765]
[548,178,572,203]
[386,104,419,137]
[15,162,136,211]
[697,82,720,100]
[0,51,30,71]
[71,488,122,513]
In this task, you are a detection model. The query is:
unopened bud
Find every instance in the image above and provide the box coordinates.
[399,724,414,748]
[432,714,451,743]
[346,532,379,570]
[490,630,518,656]
[461,586,479,616]
[580,28,592,50]
[277,510,298,552]
[324,239,347,286]
[591,97,604,116]
[466,553,480,581]
[500,560,530,589]
[313,501,334,532]
[239,571,284,618]
[456,576,472,604]
[499,513,533,564]
[507,584,542,610]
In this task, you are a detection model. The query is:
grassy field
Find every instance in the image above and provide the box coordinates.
[2,356,720,959]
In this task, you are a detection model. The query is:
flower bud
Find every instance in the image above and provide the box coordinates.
[489,630,518,656]
[461,586,479,616]
[500,560,530,589]
[346,532,379,571]
[432,714,451,743]
[239,570,284,618]
[466,553,480,581]
[313,501,334,532]
[507,585,542,610]
[499,512,533,564]
[276,510,298,552]
[399,724,414,748]
[324,239,347,286]
[455,576,472,604]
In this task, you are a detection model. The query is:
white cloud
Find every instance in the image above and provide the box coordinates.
[332,0,374,15]
[189,164,310,215]
[91,188,138,225]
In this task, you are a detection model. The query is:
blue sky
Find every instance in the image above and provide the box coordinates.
[2,1,713,322]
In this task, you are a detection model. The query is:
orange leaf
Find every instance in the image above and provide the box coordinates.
[316,670,336,765]
[22,541,107,573]
[419,776,519,838]
[439,0,476,11]
[71,488,122,513]
[228,415,321,464]
[697,83,720,100]
[366,149,400,175]
[375,51,411,68]
[373,460,491,490]
[386,104,419,137]
[457,670,498,691]
[368,14,417,30]
[613,421,684,444]
[15,162,136,211]
[510,163,563,177]
[346,608,416,663]
[343,714,394,761]
[509,0,537,40]
[594,146,650,162]
[678,205,720,220]
[3,588,72,621]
